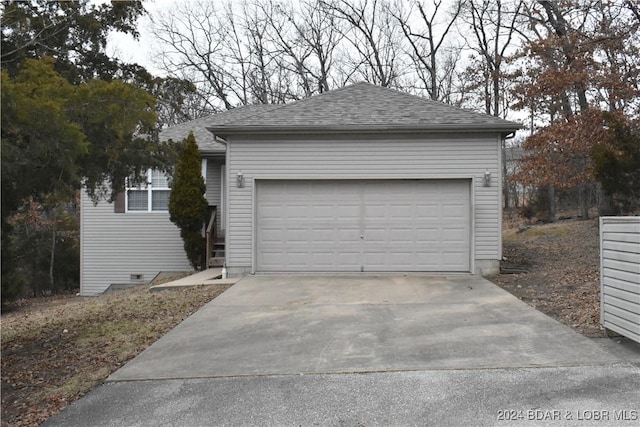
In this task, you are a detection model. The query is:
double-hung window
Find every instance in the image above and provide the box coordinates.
[126,169,171,212]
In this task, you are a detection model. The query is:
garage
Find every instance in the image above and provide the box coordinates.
[256,179,471,273]
[209,82,520,277]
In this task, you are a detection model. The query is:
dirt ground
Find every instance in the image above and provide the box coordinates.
[1,274,230,427]
[490,217,604,337]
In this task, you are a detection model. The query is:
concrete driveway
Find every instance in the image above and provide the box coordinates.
[46,275,640,426]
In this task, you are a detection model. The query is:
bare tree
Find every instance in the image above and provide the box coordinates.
[626,0,640,24]
[151,0,331,109]
[260,1,315,98]
[436,46,466,105]
[320,0,404,87]
[150,1,234,111]
[262,0,343,97]
[148,0,469,108]
[388,0,465,100]
[589,0,640,116]
[459,0,523,210]
[240,1,289,104]
[460,0,523,117]
[299,0,344,93]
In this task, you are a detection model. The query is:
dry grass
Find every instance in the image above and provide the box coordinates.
[1,276,231,427]
[491,217,603,337]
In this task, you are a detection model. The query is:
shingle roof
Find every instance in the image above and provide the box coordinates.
[209,82,521,136]
[163,83,521,151]
[159,104,281,152]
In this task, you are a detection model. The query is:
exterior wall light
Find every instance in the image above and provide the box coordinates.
[483,170,491,187]
[237,171,245,188]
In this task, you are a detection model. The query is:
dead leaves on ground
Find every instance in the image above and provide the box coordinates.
[492,218,603,337]
[1,284,231,427]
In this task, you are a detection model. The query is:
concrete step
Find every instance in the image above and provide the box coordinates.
[209,257,225,267]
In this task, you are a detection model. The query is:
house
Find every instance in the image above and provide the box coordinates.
[80,82,520,295]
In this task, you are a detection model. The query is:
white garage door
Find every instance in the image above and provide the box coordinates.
[256,180,470,272]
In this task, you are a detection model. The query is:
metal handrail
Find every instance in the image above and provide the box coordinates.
[205,207,217,268]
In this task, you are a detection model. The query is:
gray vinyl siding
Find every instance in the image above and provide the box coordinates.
[206,159,222,206]
[226,133,502,275]
[206,159,224,235]
[80,190,191,296]
[600,216,640,343]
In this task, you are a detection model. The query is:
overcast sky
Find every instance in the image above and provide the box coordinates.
[106,0,169,76]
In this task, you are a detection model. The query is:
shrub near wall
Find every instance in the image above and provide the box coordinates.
[168,132,208,270]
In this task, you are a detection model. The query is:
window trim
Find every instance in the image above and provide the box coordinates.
[125,169,171,213]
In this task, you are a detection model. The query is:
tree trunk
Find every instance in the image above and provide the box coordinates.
[50,229,56,292]
[548,186,556,221]
[597,184,616,216]
[578,184,589,219]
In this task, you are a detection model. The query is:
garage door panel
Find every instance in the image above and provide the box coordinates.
[442,202,467,216]
[256,180,470,272]
[366,228,415,243]
[260,228,287,243]
[442,251,468,269]
[284,228,310,242]
[365,206,388,220]
[415,250,442,263]
[337,205,359,218]
[313,205,336,218]
[415,205,440,219]
[364,251,413,268]
[260,250,360,270]
[313,252,360,269]
[306,228,338,243]
[283,252,309,266]
[260,205,284,218]
[260,251,361,271]
[336,228,360,241]
[410,228,440,241]
[285,205,313,219]
[260,251,289,267]
[442,227,467,242]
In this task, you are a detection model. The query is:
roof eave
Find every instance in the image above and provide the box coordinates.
[199,148,226,155]
[207,123,522,138]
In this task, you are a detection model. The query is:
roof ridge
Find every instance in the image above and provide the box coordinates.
[221,103,289,125]
[240,82,500,119]
[220,84,367,125]
[360,83,477,110]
